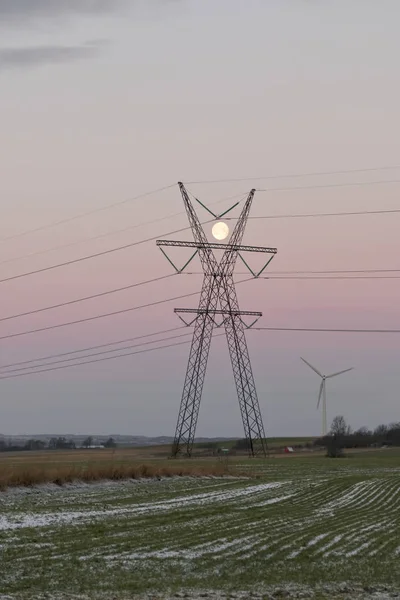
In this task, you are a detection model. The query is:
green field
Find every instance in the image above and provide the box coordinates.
[0,449,400,599]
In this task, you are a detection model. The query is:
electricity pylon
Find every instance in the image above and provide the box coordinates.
[157,183,277,457]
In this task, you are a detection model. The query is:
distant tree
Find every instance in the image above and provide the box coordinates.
[104,437,117,448]
[326,435,344,458]
[48,437,75,450]
[82,436,93,449]
[326,416,350,458]
[330,415,349,437]
[48,437,58,450]
[387,423,400,446]
[374,424,388,437]
[233,438,251,452]
[63,438,76,449]
[355,426,371,436]
[388,422,400,430]
[24,439,46,451]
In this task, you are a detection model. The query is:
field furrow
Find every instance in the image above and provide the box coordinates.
[1,454,400,598]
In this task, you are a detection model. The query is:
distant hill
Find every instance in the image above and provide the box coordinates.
[0,433,236,447]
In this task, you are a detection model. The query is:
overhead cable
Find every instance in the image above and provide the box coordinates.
[1,193,398,283]
[0,273,175,323]
[0,288,203,342]
[0,192,248,284]
[0,222,210,286]
[261,269,400,275]
[183,165,400,185]
[247,208,400,220]
[0,326,186,371]
[0,192,246,268]
[252,327,400,334]
[0,330,193,375]
[261,276,400,280]
[0,184,176,244]
[0,334,227,381]
[256,179,400,194]
[185,269,400,278]
[0,277,252,342]
[2,323,400,382]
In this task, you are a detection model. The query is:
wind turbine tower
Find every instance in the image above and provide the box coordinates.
[300,358,353,436]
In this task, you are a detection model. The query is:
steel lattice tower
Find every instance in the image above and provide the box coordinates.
[157,183,277,458]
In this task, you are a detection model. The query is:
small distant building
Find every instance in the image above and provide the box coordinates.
[284,446,294,454]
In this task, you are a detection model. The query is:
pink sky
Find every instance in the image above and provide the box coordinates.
[0,0,399,436]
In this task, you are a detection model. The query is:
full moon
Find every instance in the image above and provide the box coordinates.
[212,221,230,241]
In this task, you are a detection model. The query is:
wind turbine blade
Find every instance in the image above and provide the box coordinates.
[300,357,323,377]
[317,380,324,409]
[326,367,353,379]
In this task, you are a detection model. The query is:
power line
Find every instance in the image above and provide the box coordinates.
[183,165,400,185]
[2,322,400,382]
[0,192,246,269]
[185,269,400,278]
[256,275,400,280]
[0,330,193,375]
[0,278,252,342]
[0,184,176,244]
[0,289,202,342]
[0,222,208,286]
[0,335,203,381]
[247,208,400,220]
[252,327,400,334]
[0,210,190,268]
[0,274,175,324]
[0,333,230,381]
[0,193,248,284]
[256,179,400,194]
[0,326,186,370]
[1,192,398,286]
[261,269,400,275]
[264,276,400,280]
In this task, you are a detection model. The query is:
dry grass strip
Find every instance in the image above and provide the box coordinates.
[0,462,241,490]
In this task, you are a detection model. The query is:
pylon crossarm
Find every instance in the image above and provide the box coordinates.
[255,254,276,278]
[158,246,198,274]
[157,240,277,254]
[180,250,199,272]
[238,252,276,278]
[217,201,241,219]
[238,253,257,277]
[195,198,218,219]
[158,246,181,273]
[174,308,262,317]
[241,316,262,329]
[195,198,242,220]
[214,318,227,328]
[176,313,197,327]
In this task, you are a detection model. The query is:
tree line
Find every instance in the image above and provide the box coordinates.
[0,436,117,452]
[315,415,400,457]
[232,417,400,455]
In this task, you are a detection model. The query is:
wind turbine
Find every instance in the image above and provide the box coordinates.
[300,358,353,437]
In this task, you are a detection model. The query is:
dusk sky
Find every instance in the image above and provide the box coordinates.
[1,0,399,437]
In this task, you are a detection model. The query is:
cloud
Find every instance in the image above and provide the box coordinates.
[0,43,102,70]
[0,0,128,22]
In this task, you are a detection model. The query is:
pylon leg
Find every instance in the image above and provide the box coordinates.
[172,273,221,457]
[220,276,267,457]
[172,313,214,457]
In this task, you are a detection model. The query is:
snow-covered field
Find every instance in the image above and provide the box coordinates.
[0,458,399,599]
